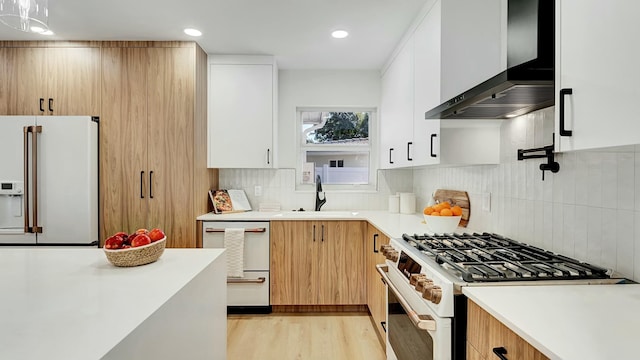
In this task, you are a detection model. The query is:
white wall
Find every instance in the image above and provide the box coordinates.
[277,69,381,167]
[413,107,640,282]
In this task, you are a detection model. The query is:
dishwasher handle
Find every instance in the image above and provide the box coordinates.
[205,227,267,233]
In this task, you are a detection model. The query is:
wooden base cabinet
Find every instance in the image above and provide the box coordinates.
[467,300,549,360]
[100,42,216,248]
[365,223,389,345]
[270,220,365,306]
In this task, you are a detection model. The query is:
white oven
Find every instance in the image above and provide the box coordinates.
[378,262,452,360]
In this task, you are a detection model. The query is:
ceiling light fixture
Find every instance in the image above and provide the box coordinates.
[331,30,349,39]
[0,0,49,33]
[184,28,202,37]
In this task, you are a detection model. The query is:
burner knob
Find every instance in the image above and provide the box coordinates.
[422,284,436,301]
[410,273,426,286]
[415,278,433,293]
[431,287,443,304]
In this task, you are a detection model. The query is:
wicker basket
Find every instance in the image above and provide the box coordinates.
[104,237,166,267]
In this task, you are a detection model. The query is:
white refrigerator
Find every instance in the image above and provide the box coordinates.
[0,116,98,245]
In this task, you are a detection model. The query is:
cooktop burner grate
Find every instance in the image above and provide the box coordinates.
[402,233,610,282]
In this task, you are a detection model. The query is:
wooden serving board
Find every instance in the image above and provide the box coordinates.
[433,189,470,227]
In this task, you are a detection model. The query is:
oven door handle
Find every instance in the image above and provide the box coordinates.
[376,264,437,331]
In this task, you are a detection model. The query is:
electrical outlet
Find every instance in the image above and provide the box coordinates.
[482,193,491,212]
[254,185,262,197]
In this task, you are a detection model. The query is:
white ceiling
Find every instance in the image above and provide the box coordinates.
[0,0,428,69]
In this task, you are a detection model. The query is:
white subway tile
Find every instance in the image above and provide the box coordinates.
[616,210,634,279]
[617,153,635,211]
[574,205,589,262]
[533,200,544,248]
[586,152,603,207]
[635,154,640,211]
[600,208,617,270]
[552,202,564,253]
[587,207,602,265]
[601,153,618,209]
[635,211,640,281]
[562,204,575,257]
[543,201,554,251]
[561,152,576,205]
[574,152,589,206]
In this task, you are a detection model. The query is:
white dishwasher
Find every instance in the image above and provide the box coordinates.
[202,221,271,313]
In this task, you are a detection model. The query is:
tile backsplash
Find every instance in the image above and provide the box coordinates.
[220,107,640,281]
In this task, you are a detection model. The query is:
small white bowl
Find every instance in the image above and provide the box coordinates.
[423,215,462,234]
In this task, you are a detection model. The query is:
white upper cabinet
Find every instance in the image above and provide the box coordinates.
[555,0,640,152]
[208,55,277,168]
[380,37,415,169]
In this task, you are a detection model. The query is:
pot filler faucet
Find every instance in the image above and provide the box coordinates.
[315,175,326,211]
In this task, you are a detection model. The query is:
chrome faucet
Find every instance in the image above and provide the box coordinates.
[315,175,326,211]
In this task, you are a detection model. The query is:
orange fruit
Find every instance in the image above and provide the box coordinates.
[434,204,444,212]
[440,208,453,216]
[430,211,441,216]
[440,201,451,209]
[423,206,434,215]
[451,206,463,216]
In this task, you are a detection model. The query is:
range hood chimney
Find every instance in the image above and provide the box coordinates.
[425,0,554,120]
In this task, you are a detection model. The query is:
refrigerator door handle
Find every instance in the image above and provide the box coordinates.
[32,126,42,233]
[23,126,31,233]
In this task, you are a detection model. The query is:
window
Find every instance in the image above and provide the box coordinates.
[298,108,376,189]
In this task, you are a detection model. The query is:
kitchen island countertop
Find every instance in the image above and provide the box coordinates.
[463,284,640,360]
[0,248,226,360]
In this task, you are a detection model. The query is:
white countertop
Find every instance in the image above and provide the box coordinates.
[0,248,225,360]
[197,210,473,239]
[463,284,640,360]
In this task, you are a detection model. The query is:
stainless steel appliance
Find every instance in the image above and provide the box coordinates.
[378,232,624,360]
[202,221,271,313]
[0,116,99,245]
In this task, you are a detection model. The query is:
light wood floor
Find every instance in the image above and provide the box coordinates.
[227,312,386,360]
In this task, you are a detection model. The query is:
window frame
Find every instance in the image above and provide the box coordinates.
[296,106,378,191]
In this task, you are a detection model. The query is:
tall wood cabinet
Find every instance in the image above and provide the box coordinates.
[101,42,216,248]
[0,42,101,116]
[270,220,365,305]
[365,223,390,345]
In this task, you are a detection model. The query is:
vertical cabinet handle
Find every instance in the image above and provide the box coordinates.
[149,171,154,199]
[430,134,437,158]
[321,224,324,242]
[373,233,379,253]
[313,225,316,242]
[48,98,53,112]
[492,347,509,360]
[39,98,44,112]
[407,142,413,161]
[140,171,145,199]
[389,148,394,164]
[267,149,270,165]
[559,88,573,136]
[23,126,31,233]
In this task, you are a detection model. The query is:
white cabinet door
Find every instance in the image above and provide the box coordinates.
[209,63,274,168]
[413,0,441,166]
[380,38,414,169]
[556,0,640,152]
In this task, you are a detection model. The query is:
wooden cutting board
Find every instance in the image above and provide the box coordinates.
[433,189,470,227]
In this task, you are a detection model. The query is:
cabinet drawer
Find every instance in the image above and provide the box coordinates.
[202,221,270,271]
[228,271,270,306]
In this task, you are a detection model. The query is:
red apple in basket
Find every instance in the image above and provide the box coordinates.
[104,235,124,249]
[131,234,152,247]
[148,228,165,242]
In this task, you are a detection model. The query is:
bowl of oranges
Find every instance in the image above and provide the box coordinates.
[422,202,463,234]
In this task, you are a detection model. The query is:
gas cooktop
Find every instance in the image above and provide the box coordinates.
[402,233,611,283]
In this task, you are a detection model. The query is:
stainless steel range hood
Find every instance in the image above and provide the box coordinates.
[425,0,554,120]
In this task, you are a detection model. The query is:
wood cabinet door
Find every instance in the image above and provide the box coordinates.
[146,47,195,248]
[316,221,365,305]
[14,47,47,115]
[0,48,18,114]
[270,221,315,305]
[46,47,101,116]
[366,223,389,342]
[100,47,149,240]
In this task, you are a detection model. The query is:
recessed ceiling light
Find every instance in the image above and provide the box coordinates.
[331,30,349,39]
[184,28,202,37]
